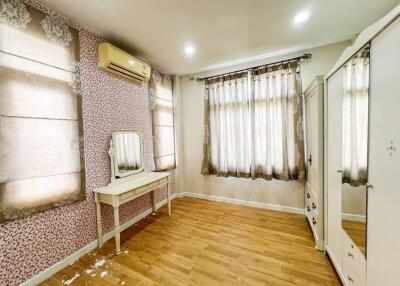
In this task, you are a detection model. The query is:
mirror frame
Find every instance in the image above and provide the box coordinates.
[110,130,145,181]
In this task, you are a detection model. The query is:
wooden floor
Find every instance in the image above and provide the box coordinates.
[342,219,366,256]
[40,198,341,286]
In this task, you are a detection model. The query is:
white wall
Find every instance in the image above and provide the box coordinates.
[178,41,351,209]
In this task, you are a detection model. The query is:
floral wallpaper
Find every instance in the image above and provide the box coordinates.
[0,1,174,285]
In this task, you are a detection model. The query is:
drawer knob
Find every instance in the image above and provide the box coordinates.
[307,193,310,199]
[307,206,311,212]
[348,276,354,283]
[312,202,316,209]
[348,252,354,258]
[312,217,316,225]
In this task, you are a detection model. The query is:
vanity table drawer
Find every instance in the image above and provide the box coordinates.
[119,187,146,201]
[342,237,366,286]
[118,177,168,202]
[147,178,168,189]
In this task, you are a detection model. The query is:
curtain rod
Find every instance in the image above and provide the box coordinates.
[191,53,311,82]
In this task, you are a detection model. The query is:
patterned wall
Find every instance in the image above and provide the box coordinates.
[0,1,172,285]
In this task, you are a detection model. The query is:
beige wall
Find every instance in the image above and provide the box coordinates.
[178,41,351,210]
[342,184,367,217]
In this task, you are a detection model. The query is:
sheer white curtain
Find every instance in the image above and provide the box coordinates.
[252,62,305,180]
[342,52,369,186]
[115,133,142,171]
[201,73,252,177]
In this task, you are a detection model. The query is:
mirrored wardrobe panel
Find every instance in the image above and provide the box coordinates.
[341,44,370,257]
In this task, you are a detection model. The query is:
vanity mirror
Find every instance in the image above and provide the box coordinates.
[109,130,145,181]
[340,44,370,257]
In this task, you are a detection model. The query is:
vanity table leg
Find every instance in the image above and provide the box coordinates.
[113,206,121,255]
[95,193,103,247]
[152,190,157,214]
[167,176,171,216]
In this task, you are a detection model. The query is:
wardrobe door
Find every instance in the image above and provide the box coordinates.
[304,77,324,250]
[368,16,400,286]
[326,69,344,267]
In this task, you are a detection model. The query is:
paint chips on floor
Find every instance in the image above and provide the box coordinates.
[63,273,80,285]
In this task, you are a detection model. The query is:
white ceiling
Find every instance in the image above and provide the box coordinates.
[39,0,399,75]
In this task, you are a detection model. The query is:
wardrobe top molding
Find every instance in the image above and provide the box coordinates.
[303,75,324,98]
[326,4,400,79]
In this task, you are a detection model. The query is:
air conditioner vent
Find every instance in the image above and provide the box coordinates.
[107,63,145,82]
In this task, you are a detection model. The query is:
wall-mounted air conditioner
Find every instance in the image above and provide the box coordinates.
[98,42,151,83]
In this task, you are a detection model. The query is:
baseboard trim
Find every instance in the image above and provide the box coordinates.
[180,192,304,214]
[20,239,99,286]
[326,245,348,286]
[20,194,178,286]
[342,213,366,222]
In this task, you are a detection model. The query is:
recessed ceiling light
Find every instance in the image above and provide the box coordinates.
[294,11,309,25]
[184,45,196,56]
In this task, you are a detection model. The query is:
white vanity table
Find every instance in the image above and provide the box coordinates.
[94,130,171,254]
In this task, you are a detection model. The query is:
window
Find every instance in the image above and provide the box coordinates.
[149,71,176,171]
[202,62,305,181]
[0,2,85,222]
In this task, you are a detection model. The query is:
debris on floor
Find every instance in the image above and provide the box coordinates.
[94,258,106,267]
[63,273,80,285]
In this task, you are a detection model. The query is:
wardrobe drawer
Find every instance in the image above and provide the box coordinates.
[311,201,318,217]
[310,215,317,228]
[310,189,318,204]
[306,201,312,215]
[306,190,312,202]
[306,209,317,228]
[342,236,366,286]
[306,196,318,218]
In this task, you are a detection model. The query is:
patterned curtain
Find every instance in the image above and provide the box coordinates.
[202,62,305,181]
[0,0,85,222]
[149,70,176,171]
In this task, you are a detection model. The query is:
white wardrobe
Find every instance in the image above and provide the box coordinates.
[325,5,400,286]
[304,76,324,251]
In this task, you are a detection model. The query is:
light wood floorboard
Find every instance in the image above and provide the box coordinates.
[342,219,366,256]
[40,197,341,286]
